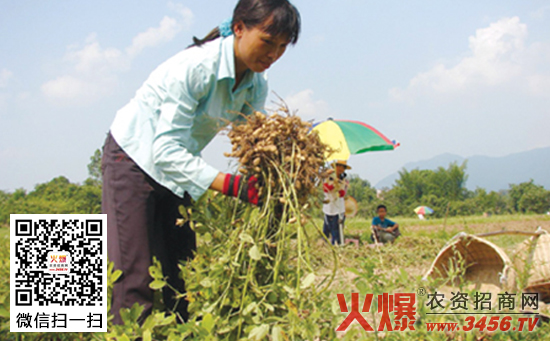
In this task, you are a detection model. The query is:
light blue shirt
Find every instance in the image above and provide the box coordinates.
[110,35,268,200]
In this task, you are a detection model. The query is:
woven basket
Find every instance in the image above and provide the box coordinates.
[514,232,550,302]
[424,233,515,295]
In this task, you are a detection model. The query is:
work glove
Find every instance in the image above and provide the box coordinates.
[323,183,334,193]
[222,174,261,206]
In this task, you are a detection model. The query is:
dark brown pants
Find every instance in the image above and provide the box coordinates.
[101,132,196,324]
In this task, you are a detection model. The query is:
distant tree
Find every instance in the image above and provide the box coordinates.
[87,148,102,187]
[443,161,468,201]
[509,180,550,214]
[345,174,378,217]
[346,174,376,203]
[471,188,508,215]
[384,161,469,217]
[0,177,102,225]
[0,149,104,225]
[0,190,8,206]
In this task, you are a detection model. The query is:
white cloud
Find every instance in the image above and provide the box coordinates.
[0,69,13,88]
[390,17,550,102]
[41,75,117,105]
[281,89,331,121]
[41,33,124,105]
[41,4,193,104]
[127,16,184,57]
[168,2,194,30]
[67,33,129,74]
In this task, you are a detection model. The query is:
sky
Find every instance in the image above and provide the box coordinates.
[1,0,549,192]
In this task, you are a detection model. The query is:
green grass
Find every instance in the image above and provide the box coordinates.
[337,213,550,239]
[369,213,550,228]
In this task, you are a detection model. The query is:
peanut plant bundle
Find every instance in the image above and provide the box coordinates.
[176,107,338,340]
[225,108,329,207]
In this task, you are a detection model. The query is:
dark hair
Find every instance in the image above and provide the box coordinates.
[376,205,387,212]
[191,0,301,47]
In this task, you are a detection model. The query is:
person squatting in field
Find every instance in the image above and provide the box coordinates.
[101,0,301,324]
[322,160,350,245]
[371,204,401,244]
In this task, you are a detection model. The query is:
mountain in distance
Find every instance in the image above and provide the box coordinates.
[376,147,550,191]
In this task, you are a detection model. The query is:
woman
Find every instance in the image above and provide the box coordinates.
[101,0,300,324]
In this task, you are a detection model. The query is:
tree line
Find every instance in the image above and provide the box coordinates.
[0,150,102,226]
[1,153,549,226]
[347,161,550,218]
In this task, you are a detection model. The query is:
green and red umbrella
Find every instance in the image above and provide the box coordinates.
[311,118,399,161]
[414,206,434,215]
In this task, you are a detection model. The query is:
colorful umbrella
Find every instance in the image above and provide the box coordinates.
[311,118,399,161]
[414,206,434,215]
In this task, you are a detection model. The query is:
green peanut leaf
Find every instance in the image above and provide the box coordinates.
[201,313,214,333]
[142,329,152,341]
[178,205,188,220]
[272,325,282,341]
[249,245,261,260]
[243,302,257,315]
[300,273,316,289]
[149,279,166,290]
[168,332,181,341]
[239,233,254,244]
[141,315,157,331]
[202,232,212,243]
[249,324,269,341]
[119,335,130,341]
[200,277,213,287]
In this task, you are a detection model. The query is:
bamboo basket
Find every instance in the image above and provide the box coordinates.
[423,232,515,296]
[344,196,358,218]
[514,231,550,302]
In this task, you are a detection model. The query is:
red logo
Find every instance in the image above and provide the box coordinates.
[336,292,417,332]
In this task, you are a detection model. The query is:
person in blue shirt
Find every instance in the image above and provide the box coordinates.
[371,204,401,244]
[101,0,301,324]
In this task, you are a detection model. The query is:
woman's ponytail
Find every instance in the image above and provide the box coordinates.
[190,27,221,48]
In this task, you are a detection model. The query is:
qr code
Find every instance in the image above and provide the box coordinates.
[10,214,107,333]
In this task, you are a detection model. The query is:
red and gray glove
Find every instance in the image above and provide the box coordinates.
[323,182,345,197]
[222,174,261,205]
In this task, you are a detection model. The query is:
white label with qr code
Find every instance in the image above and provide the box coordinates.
[10,214,107,332]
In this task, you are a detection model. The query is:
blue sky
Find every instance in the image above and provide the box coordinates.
[1,0,549,191]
